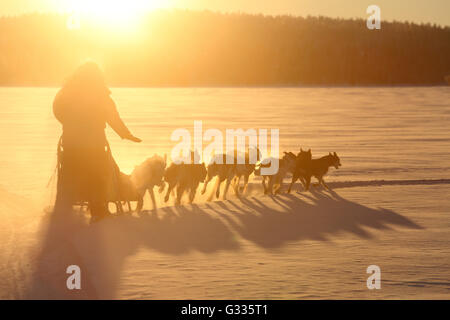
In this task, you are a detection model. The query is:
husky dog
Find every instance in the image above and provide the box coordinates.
[162,160,207,205]
[255,152,297,195]
[232,147,261,196]
[202,148,260,200]
[129,154,167,211]
[201,153,236,200]
[287,148,312,193]
[301,152,341,191]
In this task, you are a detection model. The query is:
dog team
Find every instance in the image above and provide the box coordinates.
[118,148,341,211]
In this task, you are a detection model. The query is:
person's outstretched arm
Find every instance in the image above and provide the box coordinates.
[105,97,142,142]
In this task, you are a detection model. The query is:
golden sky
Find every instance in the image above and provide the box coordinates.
[1,0,449,26]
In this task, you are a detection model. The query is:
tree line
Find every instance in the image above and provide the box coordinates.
[0,10,449,86]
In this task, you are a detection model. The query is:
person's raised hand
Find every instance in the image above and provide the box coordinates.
[127,135,142,143]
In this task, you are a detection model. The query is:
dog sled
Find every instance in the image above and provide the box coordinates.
[56,138,144,215]
[106,171,144,214]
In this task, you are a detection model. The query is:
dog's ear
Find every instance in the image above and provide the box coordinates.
[329,152,332,156]
[308,149,311,153]
[333,152,337,156]
[300,148,304,152]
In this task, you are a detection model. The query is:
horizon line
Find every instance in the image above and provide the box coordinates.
[0,9,448,28]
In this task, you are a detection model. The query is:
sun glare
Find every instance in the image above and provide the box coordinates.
[66,0,168,31]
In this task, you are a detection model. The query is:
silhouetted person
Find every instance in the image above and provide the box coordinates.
[53,62,141,221]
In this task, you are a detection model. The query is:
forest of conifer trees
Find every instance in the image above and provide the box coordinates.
[0,10,449,86]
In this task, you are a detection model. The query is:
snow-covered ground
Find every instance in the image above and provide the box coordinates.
[0,87,449,299]
[1,181,449,299]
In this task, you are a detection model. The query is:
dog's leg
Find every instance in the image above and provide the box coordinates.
[149,187,157,210]
[288,172,299,193]
[233,175,241,195]
[207,176,220,202]
[136,196,144,213]
[319,177,330,190]
[299,176,306,188]
[242,174,250,195]
[158,182,166,194]
[262,176,268,194]
[188,188,194,204]
[304,176,311,191]
[274,180,282,194]
[115,201,123,214]
[216,176,224,199]
[265,176,273,194]
[223,172,234,200]
[267,176,275,195]
[311,176,321,188]
[164,183,173,202]
[189,185,198,204]
[201,174,212,195]
[272,175,279,194]
[275,184,282,194]
[176,184,185,206]
[275,173,286,194]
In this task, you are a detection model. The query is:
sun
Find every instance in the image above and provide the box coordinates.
[66,0,168,31]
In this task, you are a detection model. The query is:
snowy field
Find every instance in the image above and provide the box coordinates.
[0,87,449,299]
